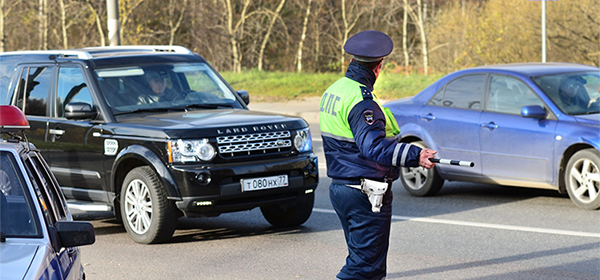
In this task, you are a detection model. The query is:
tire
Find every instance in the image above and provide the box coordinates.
[399,141,444,196]
[260,193,314,227]
[565,149,600,210]
[120,166,179,244]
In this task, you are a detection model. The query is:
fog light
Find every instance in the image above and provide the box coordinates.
[196,172,211,185]
[305,189,314,194]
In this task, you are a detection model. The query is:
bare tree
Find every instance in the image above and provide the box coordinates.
[257,0,286,71]
[38,0,48,50]
[59,0,67,49]
[296,0,313,72]
[167,0,188,45]
[120,0,146,44]
[402,0,410,68]
[225,0,252,72]
[83,0,106,47]
[404,0,429,74]
[336,0,367,71]
[0,0,22,52]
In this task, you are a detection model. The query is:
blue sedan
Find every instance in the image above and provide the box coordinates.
[385,63,600,210]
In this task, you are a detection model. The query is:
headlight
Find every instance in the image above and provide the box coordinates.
[294,128,312,153]
[168,139,216,163]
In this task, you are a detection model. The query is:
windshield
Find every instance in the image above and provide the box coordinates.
[94,62,244,114]
[533,71,600,115]
[0,151,41,238]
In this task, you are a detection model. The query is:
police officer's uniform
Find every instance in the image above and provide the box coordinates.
[319,30,422,280]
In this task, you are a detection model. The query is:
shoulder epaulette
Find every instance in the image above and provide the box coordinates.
[360,86,373,100]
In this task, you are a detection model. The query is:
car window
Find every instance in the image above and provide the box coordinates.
[534,72,600,115]
[427,74,485,110]
[23,155,61,225]
[12,66,53,116]
[31,154,68,219]
[0,151,41,237]
[56,66,93,118]
[95,62,243,114]
[0,55,20,105]
[488,75,545,115]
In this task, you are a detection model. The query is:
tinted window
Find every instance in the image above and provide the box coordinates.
[57,66,93,118]
[13,66,52,116]
[488,75,545,115]
[428,74,485,110]
[0,151,41,237]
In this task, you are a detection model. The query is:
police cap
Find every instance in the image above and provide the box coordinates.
[343,30,393,62]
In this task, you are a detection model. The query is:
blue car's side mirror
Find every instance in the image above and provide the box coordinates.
[521,105,546,118]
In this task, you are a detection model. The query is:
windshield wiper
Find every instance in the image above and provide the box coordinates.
[180,103,234,110]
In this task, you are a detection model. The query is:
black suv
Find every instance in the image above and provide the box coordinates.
[0,46,318,244]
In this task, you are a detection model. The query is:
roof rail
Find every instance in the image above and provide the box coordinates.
[81,45,193,55]
[0,50,92,59]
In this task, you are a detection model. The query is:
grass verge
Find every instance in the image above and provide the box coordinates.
[221,70,444,102]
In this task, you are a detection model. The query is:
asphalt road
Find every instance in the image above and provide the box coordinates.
[76,98,600,280]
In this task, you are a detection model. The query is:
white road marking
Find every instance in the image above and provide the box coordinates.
[312,208,600,238]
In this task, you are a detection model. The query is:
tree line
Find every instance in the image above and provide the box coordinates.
[1,0,598,74]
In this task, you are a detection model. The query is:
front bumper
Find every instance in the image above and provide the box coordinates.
[171,154,318,217]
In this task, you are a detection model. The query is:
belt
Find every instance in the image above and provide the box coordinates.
[332,178,392,190]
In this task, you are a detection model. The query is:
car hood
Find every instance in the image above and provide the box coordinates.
[573,114,600,127]
[0,243,39,279]
[112,108,309,139]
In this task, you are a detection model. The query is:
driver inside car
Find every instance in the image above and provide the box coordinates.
[558,76,599,113]
[138,69,177,104]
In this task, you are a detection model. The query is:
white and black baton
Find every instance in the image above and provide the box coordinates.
[429,158,475,167]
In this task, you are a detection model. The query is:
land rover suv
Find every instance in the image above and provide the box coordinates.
[0,46,318,244]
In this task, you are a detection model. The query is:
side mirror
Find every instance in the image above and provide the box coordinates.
[521,105,546,118]
[54,220,96,248]
[65,102,97,120]
[236,90,250,105]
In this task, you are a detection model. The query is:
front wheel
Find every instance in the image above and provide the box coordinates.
[399,141,444,196]
[260,193,314,227]
[565,149,600,210]
[120,166,179,244]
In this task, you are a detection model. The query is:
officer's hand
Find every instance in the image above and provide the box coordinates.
[419,148,437,169]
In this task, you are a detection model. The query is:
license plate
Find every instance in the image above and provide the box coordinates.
[241,175,289,192]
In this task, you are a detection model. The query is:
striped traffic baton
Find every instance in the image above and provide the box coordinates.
[429,158,475,167]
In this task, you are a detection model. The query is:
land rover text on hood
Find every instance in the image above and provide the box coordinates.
[0,45,318,244]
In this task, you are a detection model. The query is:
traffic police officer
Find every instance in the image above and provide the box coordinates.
[319,30,437,280]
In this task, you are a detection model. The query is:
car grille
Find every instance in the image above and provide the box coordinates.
[217,131,292,158]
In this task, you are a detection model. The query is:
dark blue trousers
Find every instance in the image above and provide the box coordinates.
[330,183,392,280]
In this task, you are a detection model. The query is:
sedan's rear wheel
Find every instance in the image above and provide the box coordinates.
[121,166,179,243]
[399,141,444,196]
[565,149,600,210]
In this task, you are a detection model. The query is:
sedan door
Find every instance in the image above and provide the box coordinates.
[480,74,557,185]
[419,74,486,176]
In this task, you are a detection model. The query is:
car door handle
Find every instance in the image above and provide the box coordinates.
[482,122,498,130]
[421,113,436,121]
[49,129,65,136]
